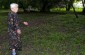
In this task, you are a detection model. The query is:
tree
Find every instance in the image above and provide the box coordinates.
[82,0,85,14]
[18,0,30,12]
[29,0,63,12]
[64,0,74,11]
[65,0,78,18]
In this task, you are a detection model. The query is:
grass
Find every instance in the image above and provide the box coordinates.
[51,8,83,12]
[0,10,85,55]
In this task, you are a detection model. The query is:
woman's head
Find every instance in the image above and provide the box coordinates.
[10,3,19,13]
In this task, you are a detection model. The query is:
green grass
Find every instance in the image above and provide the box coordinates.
[51,8,83,12]
[0,10,85,55]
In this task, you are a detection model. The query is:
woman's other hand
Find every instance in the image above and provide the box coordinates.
[23,22,28,26]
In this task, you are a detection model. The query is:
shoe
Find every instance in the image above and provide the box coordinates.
[17,47,22,51]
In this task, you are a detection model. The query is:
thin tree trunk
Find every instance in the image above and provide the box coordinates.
[18,1,28,12]
[40,1,48,12]
[65,0,78,18]
[40,1,51,12]
[72,5,78,18]
[82,0,85,14]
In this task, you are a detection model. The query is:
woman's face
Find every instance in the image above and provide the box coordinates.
[11,6,18,13]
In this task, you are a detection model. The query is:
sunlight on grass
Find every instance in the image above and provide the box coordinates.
[50,8,83,12]
[50,8,66,12]
[70,8,83,12]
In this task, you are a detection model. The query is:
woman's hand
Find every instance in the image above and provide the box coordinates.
[23,22,28,26]
[17,29,21,34]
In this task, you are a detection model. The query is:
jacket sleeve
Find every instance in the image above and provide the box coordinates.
[7,12,13,30]
[8,12,12,22]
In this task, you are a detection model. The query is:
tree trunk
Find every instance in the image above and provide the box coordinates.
[18,1,28,13]
[72,5,78,18]
[82,0,85,14]
[66,3,71,11]
[65,0,78,18]
[40,1,51,12]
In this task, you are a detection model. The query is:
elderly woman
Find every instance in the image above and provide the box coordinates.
[8,3,28,55]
